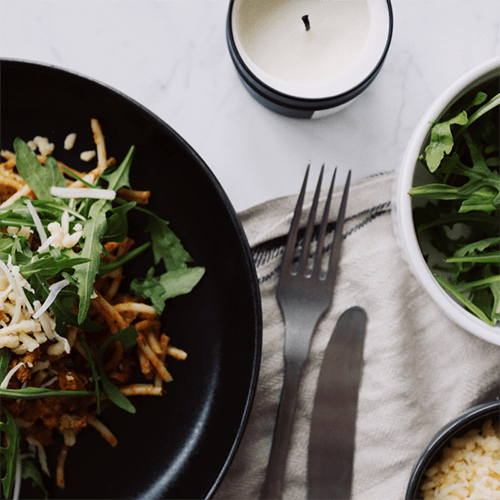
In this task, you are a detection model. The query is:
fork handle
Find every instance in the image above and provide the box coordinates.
[260,359,303,499]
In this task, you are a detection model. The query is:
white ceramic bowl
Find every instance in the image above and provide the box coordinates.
[394,57,500,346]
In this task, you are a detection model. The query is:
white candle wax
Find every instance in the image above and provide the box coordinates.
[232,0,391,99]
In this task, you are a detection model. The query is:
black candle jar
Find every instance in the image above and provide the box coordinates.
[226,0,393,119]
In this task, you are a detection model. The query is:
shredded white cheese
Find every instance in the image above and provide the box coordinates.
[0,362,25,389]
[31,136,54,157]
[51,186,115,200]
[80,150,96,162]
[63,133,77,151]
[33,279,70,319]
[25,199,47,245]
[37,219,83,252]
[0,261,70,357]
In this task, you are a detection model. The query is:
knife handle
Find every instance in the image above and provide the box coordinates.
[260,359,303,499]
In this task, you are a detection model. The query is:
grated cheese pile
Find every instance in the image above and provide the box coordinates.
[0,259,70,358]
[421,419,500,499]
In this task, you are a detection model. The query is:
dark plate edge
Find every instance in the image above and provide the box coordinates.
[0,57,264,500]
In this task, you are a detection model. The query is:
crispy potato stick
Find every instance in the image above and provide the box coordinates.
[56,444,69,489]
[103,340,124,372]
[134,319,156,331]
[167,345,188,361]
[104,268,123,302]
[119,383,163,396]
[154,336,169,388]
[103,238,134,262]
[158,333,187,360]
[66,326,78,349]
[86,415,118,447]
[103,241,121,255]
[116,186,151,205]
[91,290,128,332]
[25,436,49,476]
[160,334,170,350]
[0,183,33,208]
[114,302,157,318]
[0,150,16,162]
[101,240,134,300]
[145,330,163,356]
[137,333,173,383]
[102,268,122,279]
[0,170,24,189]
[137,347,154,379]
[91,118,107,174]
[117,237,135,255]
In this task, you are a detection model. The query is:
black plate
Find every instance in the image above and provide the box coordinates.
[0,59,262,500]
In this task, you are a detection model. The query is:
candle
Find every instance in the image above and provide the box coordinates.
[226,0,393,118]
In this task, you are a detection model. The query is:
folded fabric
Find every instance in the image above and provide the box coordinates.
[213,170,500,500]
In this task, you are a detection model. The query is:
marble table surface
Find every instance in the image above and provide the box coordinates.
[2,0,499,214]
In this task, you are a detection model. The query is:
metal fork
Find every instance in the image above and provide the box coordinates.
[260,164,351,500]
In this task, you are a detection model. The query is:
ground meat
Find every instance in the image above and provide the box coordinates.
[36,397,65,429]
[21,349,41,369]
[109,355,136,385]
[57,367,87,392]
[58,413,87,433]
[2,399,24,419]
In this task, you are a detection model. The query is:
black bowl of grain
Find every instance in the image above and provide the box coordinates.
[406,400,500,499]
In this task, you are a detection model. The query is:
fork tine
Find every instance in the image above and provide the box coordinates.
[311,167,336,278]
[326,169,351,281]
[280,163,310,274]
[297,164,324,275]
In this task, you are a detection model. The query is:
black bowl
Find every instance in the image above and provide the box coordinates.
[0,59,262,499]
[405,400,500,499]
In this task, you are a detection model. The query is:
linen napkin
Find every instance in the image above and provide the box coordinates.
[213,170,500,500]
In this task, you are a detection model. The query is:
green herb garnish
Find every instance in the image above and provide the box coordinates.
[0,130,205,498]
[409,82,500,326]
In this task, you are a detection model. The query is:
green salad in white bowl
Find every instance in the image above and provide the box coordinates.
[394,58,500,345]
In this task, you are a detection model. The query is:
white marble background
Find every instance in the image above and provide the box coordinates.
[1,0,499,213]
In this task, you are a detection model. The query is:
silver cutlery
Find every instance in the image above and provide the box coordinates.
[261,165,351,499]
[308,306,367,499]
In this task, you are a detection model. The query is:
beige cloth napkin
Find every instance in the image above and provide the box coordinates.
[213,171,500,500]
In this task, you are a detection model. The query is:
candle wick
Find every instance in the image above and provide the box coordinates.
[302,15,310,31]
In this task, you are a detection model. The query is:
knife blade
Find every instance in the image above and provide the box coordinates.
[307,306,367,500]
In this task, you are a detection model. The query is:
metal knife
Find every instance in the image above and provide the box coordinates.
[307,306,367,500]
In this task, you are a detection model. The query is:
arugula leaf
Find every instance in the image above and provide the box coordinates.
[30,274,101,333]
[0,387,95,399]
[459,92,500,135]
[0,348,10,383]
[146,212,193,271]
[130,266,205,315]
[103,201,136,243]
[130,267,168,314]
[97,327,138,414]
[97,145,134,192]
[410,81,500,326]
[435,275,494,326]
[0,407,21,499]
[21,458,48,500]
[73,203,108,324]
[98,241,151,276]
[424,110,468,172]
[13,138,66,201]
[80,336,102,414]
[18,253,90,279]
